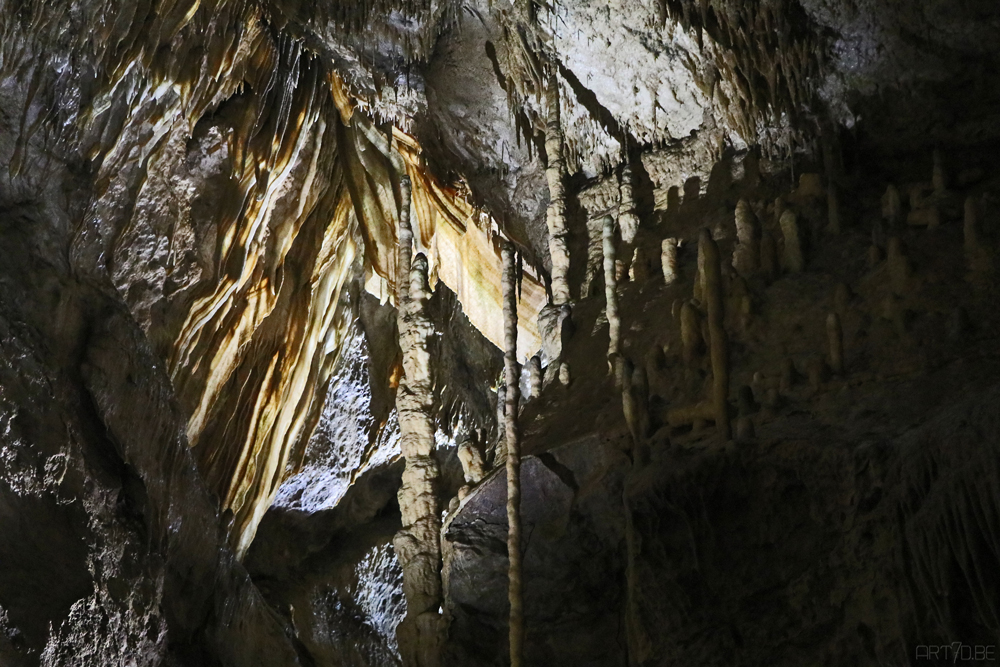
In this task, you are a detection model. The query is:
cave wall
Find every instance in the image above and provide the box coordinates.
[3,0,1000,664]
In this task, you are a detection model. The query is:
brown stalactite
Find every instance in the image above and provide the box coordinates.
[502,240,524,667]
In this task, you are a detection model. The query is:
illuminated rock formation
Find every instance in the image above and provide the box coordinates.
[5,0,1000,665]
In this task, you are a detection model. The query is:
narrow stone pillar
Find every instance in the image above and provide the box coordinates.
[701,229,731,440]
[394,177,444,667]
[501,241,524,667]
[544,75,570,306]
[661,238,679,285]
[538,75,572,384]
[619,163,640,244]
[528,354,542,398]
[602,215,621,366]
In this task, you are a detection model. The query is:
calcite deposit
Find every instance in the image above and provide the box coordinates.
[3,0,1000,665]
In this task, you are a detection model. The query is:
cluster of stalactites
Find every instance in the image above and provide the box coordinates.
[643,0,827,156]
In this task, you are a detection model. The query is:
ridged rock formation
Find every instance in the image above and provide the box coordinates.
[4,0,1000,664]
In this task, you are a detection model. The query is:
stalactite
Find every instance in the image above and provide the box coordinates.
[394,176,445,667]
[701,229,731,440]
[619,163,640,245]
[661,238,679,285]
[602,215,621,366]
[543,75,571,306]
[501,240,524,667]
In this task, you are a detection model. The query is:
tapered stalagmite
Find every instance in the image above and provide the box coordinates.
[882,184,902,226]
[619,163,640,244]
[732,199,760,277]
[620,358,650,459]
[779,209,803,273]
[661,238,679,285]
[458,438,486,486]
[701,229,731,439]
[394,178,444,667]
[529,354,542,398]
[501,241,524,667]
[602,215,621,365]
[544,75,571,306]
[827,313,844,375]
[680,301,702,365]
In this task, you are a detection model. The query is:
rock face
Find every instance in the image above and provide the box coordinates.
[4,0,1000,665]
[443,436,629,667]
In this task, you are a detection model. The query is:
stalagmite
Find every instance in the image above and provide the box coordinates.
[933,149,947,194]
[558,362,571,386]
[394,179,445,667]
[907,205,940,229]
[529,354,543,398]
[619,358,650,452]
[602,215,621,366]
[544,75,571,306]
[701,229,731,439]
[760,231,778,281]
[619,163,640,245]
[538,304,572,382]
[827,313,844,375]
[680,301,703,365]
[807,357,830,390]
[882,184,902,226]
[630,246,650,283]
[501,240,524,667]
[732,199,760,277]
[661,238,679,285]
[779,209,804,273]
[458,438,486,486]
[666,400,714,428]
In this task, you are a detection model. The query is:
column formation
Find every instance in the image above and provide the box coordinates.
[394,176,445,667]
